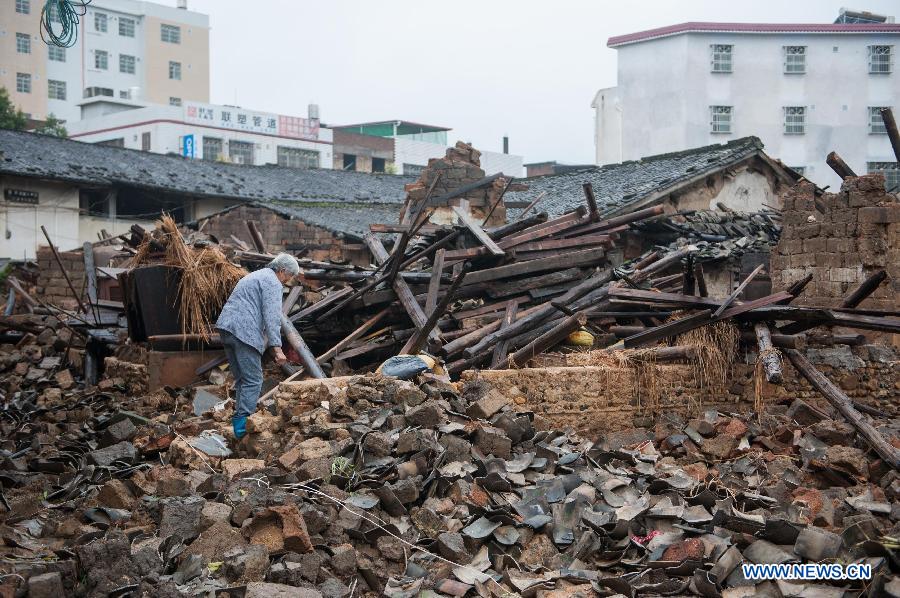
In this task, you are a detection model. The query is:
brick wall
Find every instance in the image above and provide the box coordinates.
[35,246,86,311]
[403,142,514,227]
[770,175,899,312]
[200,205,369,266]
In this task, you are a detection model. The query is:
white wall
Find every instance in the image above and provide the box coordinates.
[394,137,524,177]
[597,31,900,188]
[0,177,79,259]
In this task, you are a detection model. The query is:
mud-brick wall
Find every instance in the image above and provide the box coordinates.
[35,246,85,311]
[770,175,899,312]
[465,346,897,436]
[199,206,369,266]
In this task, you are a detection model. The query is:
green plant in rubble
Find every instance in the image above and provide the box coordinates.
[330,456,355,480]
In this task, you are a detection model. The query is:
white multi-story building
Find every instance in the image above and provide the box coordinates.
[66,98,332,168]
[1,0,209,124]
[592,10,900,189]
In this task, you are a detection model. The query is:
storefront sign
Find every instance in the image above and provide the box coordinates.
[4,189,39,204]
[184,102,320,141]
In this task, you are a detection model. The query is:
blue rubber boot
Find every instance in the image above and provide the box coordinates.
[232,416,247,440]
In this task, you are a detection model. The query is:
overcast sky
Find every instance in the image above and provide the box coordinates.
[163,0,898,165]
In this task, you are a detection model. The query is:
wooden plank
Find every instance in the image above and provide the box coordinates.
[486,211,548,239]
[462,247,606,286]
[514,192,547,221]
[826,151,857,179]
[290,287,353,322]
[282,286,304,315]
[693,262,708,297]
[842,270,887,308]
[500,311,588,369]
[335,338,396,361]
[713,263,764,317]
[425,248,445,316]
[608,287,725,308]
[426,173,503,206]
[491,300,519,368]
[786,349,900,469]
[486,268,583,299]
[560,205,665,238]
[369,223,446,235]
[450,296,529,321]
[582,182,600,220]
[452,206,505,256]
[317,308,390,364]
[510,234,612,254]
[497,209,590,250]
[281,315,326,378]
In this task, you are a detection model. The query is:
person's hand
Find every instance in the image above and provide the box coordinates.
[273,347,288,365]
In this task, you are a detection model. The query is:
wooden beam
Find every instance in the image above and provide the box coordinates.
[786,349,900,469]
[281,315,326,379]
[82,241,100,324]
[364,233,440,343]
[514,192,547,221]
[754,323,783,384]
[282,286,304,315]
[881,108,900,163]
[316,308,390,364]
[401,265,469,354]
[713,263,764,317]
[582,182,600,221]
[246,221,267,253]
[490,300,518,369]
[485,268,583,299]
[608,287,725,308]
[500,311,587,369]
[826,151,857,179]
[426,173,503,206]
[842,270,887,308]
[452,206,505,256]
[425,248,445,316]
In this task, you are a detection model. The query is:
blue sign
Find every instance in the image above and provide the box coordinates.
[183,134,195,158]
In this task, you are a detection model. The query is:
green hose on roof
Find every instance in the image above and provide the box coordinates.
[40,0,91,48]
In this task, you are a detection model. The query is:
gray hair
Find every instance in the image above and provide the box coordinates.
[267,253,300,276]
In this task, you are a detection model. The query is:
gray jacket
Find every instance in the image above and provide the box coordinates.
[215,268,283,354]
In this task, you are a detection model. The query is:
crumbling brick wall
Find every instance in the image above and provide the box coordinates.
[35,247,86,311]
[770,175,898,313]
[403,142,516,227]
[465,346,897,436]
[199,205,369,266]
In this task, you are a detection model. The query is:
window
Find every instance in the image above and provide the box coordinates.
[80,190,110,217]
[119,17,135,37]
[141,132,151,151]
[870,107,890,134]
[869,46,892,74]
[48,80,66,100]
[868,162,900,190]
[16,33,30,54]
[403,163,425,176]
[784,46,806,74]
[372,157,386,173]
[48,45,65,62]
[83,86,113,98]
[119,54,136,74]
[168,61,181,80]
[710,106,733,134]
[119,90,130,99]
[161,24,181,44]
[229,140,254,164]
[202,137,223,161]
[97,138,124,148]
[783,106,806,134]
[277,146,319,169]
[15,0,30,14]
[342,154,357,171]
[95,50,108,70]
[94,12,107,33]
[711,44,733,73]
[16,73,31,93]
[169,97,182,106]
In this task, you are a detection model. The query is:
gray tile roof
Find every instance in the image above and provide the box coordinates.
[265,202,401,240]
[506,137,766,218]
[0,128,414,204]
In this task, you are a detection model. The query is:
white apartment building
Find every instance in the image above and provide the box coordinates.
[66,99,333,168]
[593,12,900,189]
[1,0,209,124]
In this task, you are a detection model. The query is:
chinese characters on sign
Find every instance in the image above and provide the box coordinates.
[183,103,319,140]
[4,189,39,205]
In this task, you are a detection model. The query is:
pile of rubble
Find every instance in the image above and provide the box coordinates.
[1,368,899,596]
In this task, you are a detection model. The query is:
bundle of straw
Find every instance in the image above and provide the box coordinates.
[133,215,246,339]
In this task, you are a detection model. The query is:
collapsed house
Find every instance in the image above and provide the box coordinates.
[2,121,900,596]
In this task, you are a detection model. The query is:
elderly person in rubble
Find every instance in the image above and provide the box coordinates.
[216,253,299,439]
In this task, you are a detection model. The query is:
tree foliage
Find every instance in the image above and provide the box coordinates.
[34,113,67,138]
[0,87,27,131]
